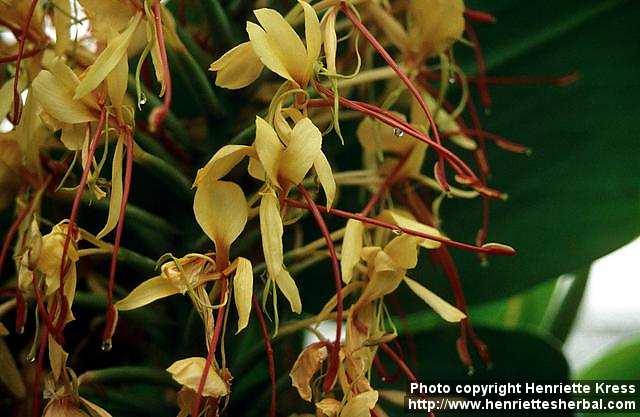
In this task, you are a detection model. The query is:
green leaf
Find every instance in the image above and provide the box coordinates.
[430,0,640,304]
[577,336,640,380]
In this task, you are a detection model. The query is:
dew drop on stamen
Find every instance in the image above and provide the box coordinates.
[448,76,456,84]
[101,338,113,352]
[392,229,403,236]
[392,128,404,137]
[16,326,25,335]
[26,354,36,363]
[139,94,147,106]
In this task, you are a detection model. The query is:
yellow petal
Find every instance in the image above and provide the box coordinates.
[60,124,87,151]
[290,342,328,401]
[194,180,248,255]
[80,398,113,417]
[194,145,253,186]
[115,276,181,311]
[356,116,413,155]
[367,2,409,52]
[313,152,336,209]
[233,257,253,333]
[340,219,363,284]
[246,21,293,83]
[316,398,341,417]
[254,116,283,186]
[52,0,72,55]
[253,8,308,85]
[259,191,301,313]
[31,71,97,124]
[403,276,466,322]
[74,12,142,99]
[48,334,68,382]
[0,335,26,399]
[106,54,129,110]
[96,133,124,239]
[211,42,264,89]
[383,235,421,270]
[408,0,464,58]
[299,0,321,70]
[280,118,322,185]
[378,210,441,249]
[166,357,229,397]
[320,8,337,74]
[341,390,379,417]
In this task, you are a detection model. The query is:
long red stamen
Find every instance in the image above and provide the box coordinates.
[149,0,173,132]
[253,296,276,417]
[467,71,580,87]
[340,2,449,190]
[0,199,35,278]
[465,23,491,110]
[297,186,343,393]
[283,198,515,256]
[102,130,135,346]
[192,279,228,417]
[464,8,497,24]
[9,0,39,125]
[0,47,43,64]
[31,273,64,345]
[360,151,411,217]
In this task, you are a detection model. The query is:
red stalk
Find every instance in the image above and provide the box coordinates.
[0,198,36,278]
[464,8,497,24]
[102,130,135,345]
[297,185,343,393]
[9,0,39,125]
[340,2,449,190]
[253,296,276,417]
[465,23,492,109]
[31,273,64,346]
[0,47,43,64]
[282,198,515,257]
[149,0,173,132]
[192,279,228,417]
[360,151,411,217]
[451,129,530,154]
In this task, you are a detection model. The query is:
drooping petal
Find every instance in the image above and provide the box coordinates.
[167,357,229,397]
[254,116,283,186]
[193,145,253,186]
[106,54,129,110]
[290,342,328,401]
[299,0,321,68]
[96,132,124,239]
[74,12,143,99]
[316,398,341,417]
[259,191,301,313]
[341,219,363,284]
[403,276,466,322]
[321,8,338,74]
[233,257,253,333]
[31,71,97,124]
[313,152,336,209]
[115,276,181,311]
[378,209,441,249]
[279,118,322,185]
[383,234,422,270]
[341,390,379,417]
[60,124,87,151]
[48,334,68,382]
[210,42,264,89]
[253,8,308,84]
[246,21,294,83]
[194,180,248,255]
[408,0,465,59]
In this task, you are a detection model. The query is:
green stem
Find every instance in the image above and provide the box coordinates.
[177,47,227,117]
[134,146,193,201]
[200,0,239,46]
[79,366,176,387]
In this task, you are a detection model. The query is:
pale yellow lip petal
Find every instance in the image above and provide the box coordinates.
[193,144,253,187]
[193,180,248,255]
[279,118,322,185]
[403,276,466,322]
[341,390,379,417]
[96,132,125,239]
[383,234,422,270]
[253,8,309,84]
[246,21,294,83]
[340,219,363,284]
[298,0,321,71]
[259,191,301,313]
[377,209,442,249]
[313,152,336,209]
[210,41,264,89]
[31,71,97,124]
[115,276,181,311]
[166,357,229,397]
[233,257,253,333]
[254,116,283,187]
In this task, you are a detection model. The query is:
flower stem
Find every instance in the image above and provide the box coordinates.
[252,296,276,417]
[8,0,38,125]
[149,0,173,132]
[78,366,175,386]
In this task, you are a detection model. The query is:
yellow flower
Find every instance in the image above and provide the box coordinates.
[167,357,229,398]
[290,342,328,401]
[211,1,321,89]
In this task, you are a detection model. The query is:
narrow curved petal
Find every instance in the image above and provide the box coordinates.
[404,276,466,322]
[378,210,441,249]
[254,116,283,186]
[290,342,328,401]
[210,42,264,89]
[341,219,363,284]
[115,276,181,311]
[246,21,293,83]
[299,1,321,68]
[32,71,97,124]
[280,118,322,185]
[233,257,253,333]
[313,152,336,209]
[193,145,253,187]
[96,133,124,239]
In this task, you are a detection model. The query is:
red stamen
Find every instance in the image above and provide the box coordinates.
[253,296,276,417]
[465,23,491,109]
[149,0,173,132]
[192,279,228,417]
[340,2,449,190]
[282,198,515,256]
[464,8,497,24]
[297,186,343,393]
[9,0,39,125]
[0,47,43,64]
[467,71,580,87]
[360,151,411,217]
[31,322,48,417]
[0,198,35,278]
[102,130,135,345]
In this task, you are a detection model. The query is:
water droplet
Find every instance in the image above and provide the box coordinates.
[392,229,403,236]
[16,326,25,335]
[138,93,147,107]
[392,128,404,137]
[101,339,113,352]
[448,76,456,84]
[26,354,36,363]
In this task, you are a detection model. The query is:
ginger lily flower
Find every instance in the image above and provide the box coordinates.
[211,1,321,89]
[167,357,229,398]
[43,376,112,417]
